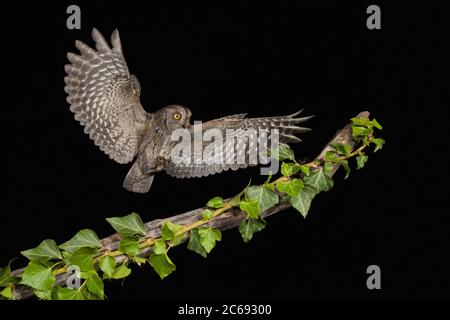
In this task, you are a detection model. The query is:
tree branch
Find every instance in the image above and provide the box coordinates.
[11,111,370,300]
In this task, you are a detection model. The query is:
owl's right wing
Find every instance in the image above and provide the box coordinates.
[65,28,150,164]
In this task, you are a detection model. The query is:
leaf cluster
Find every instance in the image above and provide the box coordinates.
[0,116,384,300]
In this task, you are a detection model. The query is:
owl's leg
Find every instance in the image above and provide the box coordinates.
[123,161,155,193]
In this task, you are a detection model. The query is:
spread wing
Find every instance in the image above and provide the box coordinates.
[165,110,313,178]
[64,28,150,164]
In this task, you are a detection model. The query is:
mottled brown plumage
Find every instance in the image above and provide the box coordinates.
[65,29,313,193]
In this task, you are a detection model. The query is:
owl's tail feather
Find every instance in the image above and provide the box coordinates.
[123,162,154,193]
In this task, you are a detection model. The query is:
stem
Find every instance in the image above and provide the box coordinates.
[52,266,67,277]
[336,136,372,161]
[86,203,234,265]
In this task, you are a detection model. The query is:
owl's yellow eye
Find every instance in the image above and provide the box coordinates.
[173,112,182,120]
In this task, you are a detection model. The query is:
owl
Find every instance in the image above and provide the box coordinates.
[64,29,313,193]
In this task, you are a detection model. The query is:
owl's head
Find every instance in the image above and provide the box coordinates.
[160,105,192,129]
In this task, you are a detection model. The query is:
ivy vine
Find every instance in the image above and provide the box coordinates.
[0,116,384,300]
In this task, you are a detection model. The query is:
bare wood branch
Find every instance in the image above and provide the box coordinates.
[11,111,369,300]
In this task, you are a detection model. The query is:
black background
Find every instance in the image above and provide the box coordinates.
[2,1,448,301]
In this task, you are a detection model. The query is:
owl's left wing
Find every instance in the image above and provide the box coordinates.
[164,110,313,178]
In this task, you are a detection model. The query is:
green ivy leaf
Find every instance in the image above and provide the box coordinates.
[80,270,97,280]
[198,227,222,253]
[85,273,104,299]
[133,256,147,266]
[20,261,55,291]
[161,221,182,241]
[152,239,167,255]
[169,233,187,247]
[277,178,304,196]
[34,289,53,300]
[229,180,252,207]
[362,135,370,146]
[0,286,12,299]
[0,264,10,285]
[57,287,88,300]
[270,144,295,161]
[300,165,310,176]
[119,236,140,257]
[331,143,351,156]
[341,160,351,179]
[187,229,208,258]
[246,185,279,212]
[170,234,187,247]
[304,169,334,192]
[206,196,225,209]
[99,256,116,278]
[351,117,373,127]
[263,181,276,192]
[111,264,131,279]
[372,138,385,152]
[21,239,63,263]
[149,254,176,280]
[106,212,146,237]
[229,193,242,207]
[356,154,368,169]
[289,186,318,218]
[201,209,214,221]
[0,260,16,287]
[323,161,334,173]
[371,118,383,130]
[352,126,373,137]
[59,229,102,253]
[65,247,96,272]
[239,217,267,243]
[239,199,260,219]
[281,162,301,176]
[324,151,339,162]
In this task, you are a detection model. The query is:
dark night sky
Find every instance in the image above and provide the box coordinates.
[2,2,447,301]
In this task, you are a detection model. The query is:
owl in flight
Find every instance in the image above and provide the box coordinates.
[64,29,313,193]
